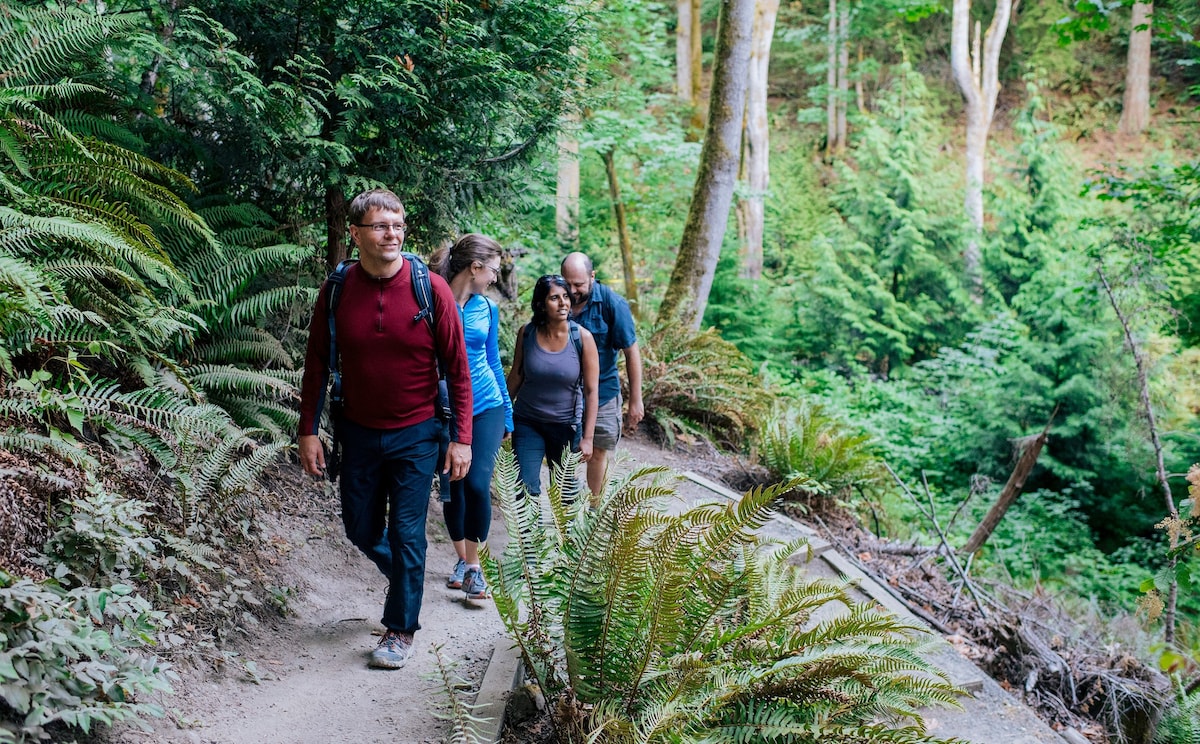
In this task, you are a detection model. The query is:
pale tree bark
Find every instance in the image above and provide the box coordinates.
[677,0,693,101]
[1119,0,1153,136]
[836,3,849,148]
[659,0,756,328]
[689,0,705,133]
[826,0,838,155]
[855,44,866,113]
[556,121,580,247]
[950,0,1013,299]
[735,0,779,280]
[601,149,639,317]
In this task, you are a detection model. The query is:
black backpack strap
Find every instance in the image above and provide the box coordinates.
[405,252,436,334]
[324,258,356,480]
[326,259,357,410]
[569,321,583,423]
[404,252,453,423]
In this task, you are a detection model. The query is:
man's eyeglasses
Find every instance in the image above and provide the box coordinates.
[355,223,406,234]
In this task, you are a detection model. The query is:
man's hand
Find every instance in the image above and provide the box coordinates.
[445,441,472,481]
[625,398,644,432]
[298,434,325,477]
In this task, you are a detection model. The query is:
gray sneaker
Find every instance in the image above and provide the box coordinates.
[462,567,489,600]
[369,630,414,669]
[447,558,466,589]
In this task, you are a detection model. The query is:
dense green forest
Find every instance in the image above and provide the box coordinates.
[1,0,1199,740]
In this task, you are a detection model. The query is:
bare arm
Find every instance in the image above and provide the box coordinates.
[506,324,527,401]
[622,341,644,431]
[579,329,600,462]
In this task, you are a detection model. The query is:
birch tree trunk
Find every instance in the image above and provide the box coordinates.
[602,149,639,317]
[1119,0,1153,136]
[677,0,693,102]
[735,0,779,280]
[556,122,580,247]
[950,0,1013,299]
[836,3,849,149]
[689,0,704,133]
[826,0,838,155]
[659,0,756,328]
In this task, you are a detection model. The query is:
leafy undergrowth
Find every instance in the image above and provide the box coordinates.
[791,506,1169,744]
[0,434,305,742]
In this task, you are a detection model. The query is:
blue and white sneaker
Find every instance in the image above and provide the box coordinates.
[462,567,489,600]
[447,558,466,589]
[369,630,414,669]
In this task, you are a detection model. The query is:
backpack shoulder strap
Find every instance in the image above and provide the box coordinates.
[568,321,582,360]
[404,252,436,334]
[326,259,357,404]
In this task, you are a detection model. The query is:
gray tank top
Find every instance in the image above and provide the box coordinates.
[513,325,582,425]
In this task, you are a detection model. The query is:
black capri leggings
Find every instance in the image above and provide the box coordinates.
[441,405,506,543]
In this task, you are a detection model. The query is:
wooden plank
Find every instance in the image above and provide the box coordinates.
[474,640,523,743]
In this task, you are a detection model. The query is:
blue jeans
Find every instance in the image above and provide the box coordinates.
[338,417,441,634]
[512,416,581,500]
[441,405,506,543]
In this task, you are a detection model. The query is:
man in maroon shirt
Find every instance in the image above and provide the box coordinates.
[298,188,473,670]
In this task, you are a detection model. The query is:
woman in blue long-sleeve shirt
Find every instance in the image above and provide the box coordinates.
[430,234,513,600]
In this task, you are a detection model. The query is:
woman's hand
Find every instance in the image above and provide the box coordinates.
[578,436,594,463]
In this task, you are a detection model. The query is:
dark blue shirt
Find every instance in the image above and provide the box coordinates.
[571,281,636,406]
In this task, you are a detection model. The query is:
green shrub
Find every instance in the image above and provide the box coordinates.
[0,571,174,743]
[485,448,964,743]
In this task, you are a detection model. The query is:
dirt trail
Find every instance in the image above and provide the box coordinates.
[105,434,1066,744]
[107,481,509,744]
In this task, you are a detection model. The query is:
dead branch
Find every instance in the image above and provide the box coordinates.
[1096,260,1179,645]
[885,463,990,618]
[961,408,1057,555]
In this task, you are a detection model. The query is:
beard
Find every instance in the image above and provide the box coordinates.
[571,284,592,307]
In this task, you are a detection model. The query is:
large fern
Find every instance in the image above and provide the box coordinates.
[486,448,965,743]
[640,319,772,450]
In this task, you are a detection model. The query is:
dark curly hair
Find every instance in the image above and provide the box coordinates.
[531,274,572,328]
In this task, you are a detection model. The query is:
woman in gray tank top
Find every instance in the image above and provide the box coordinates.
[506,274,599,500]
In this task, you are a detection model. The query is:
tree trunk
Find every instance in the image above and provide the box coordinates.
[855,44,866,113]
[556,122,580,247]
[601,149,639,318]
[659,0,756,329]
[950,0,1013,299]
[735,0,778,280]
[961,420,1053,555]
[324,186,348,271]
[677,0,693,102]
[836,3,849,149]
[826,0,838,156]
[1119,1,1153,136]
[688,0,705,134]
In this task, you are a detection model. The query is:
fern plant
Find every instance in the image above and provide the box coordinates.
[486,448,964,743]
[640,319,772,450]
[754,400,884,504]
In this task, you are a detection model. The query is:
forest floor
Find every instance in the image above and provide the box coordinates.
[99,432,1102,744]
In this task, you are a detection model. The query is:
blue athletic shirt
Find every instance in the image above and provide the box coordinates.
[461,294,514,432]
[571,281,636,406]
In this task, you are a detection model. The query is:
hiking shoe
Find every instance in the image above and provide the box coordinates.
[462,567,489,600]
[447,558,466,589]
[369,630,415,669]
